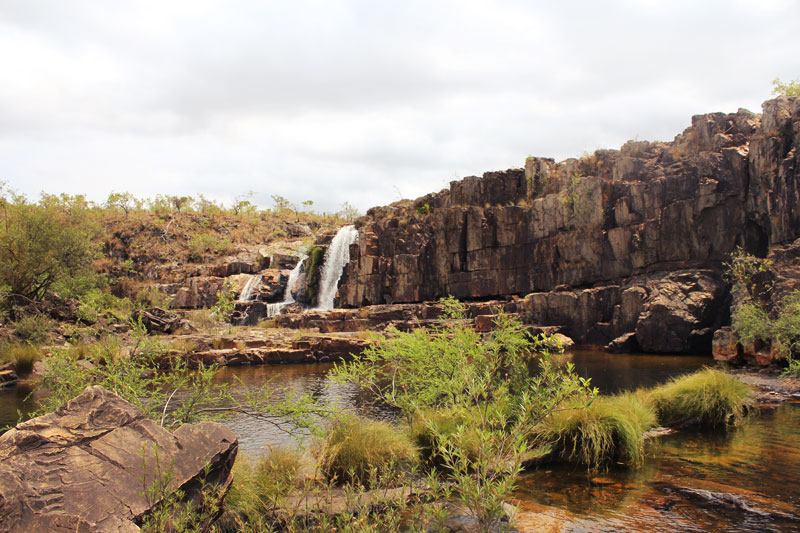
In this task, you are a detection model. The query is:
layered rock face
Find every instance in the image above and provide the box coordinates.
[339,97,800,352]
[0,386,237,532]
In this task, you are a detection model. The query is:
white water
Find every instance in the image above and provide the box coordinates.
[237,274,261,302]
[266,258,305,318]
[316,225,358,310]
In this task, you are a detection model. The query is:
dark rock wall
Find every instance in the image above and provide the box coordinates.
[338,97,800,352]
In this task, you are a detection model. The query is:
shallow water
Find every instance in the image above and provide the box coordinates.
[3,350,798,531]
[513,403,800,532]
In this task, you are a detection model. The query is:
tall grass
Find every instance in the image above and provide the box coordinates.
[0,342,43,374]
[218,448,307,532]
[647,367,752,427]
[317,415,418,486]
[534,393,657,469]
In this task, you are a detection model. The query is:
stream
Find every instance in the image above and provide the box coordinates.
[2,350,798,531]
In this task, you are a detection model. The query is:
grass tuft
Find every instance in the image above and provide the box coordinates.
[317,415,418,486]
[0,342,43,375]
[534,392,657,469]
[646,367,752,427]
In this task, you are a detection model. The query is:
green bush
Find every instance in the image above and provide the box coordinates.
[317,415,418,486]
[12,314,54,345]
[0,200,97,304]
[647,368,752,427]
[534,392,657,469]
[0,342,43,374]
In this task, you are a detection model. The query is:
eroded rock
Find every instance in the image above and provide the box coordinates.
[0,386,237,533]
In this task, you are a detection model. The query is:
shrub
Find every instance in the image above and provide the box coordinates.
[533,392,657,469]
[0,342,43,374]
[647,368,752,427]
[12,314,54,345]
[316,415,418,486]
[0,200,97,304]
[773,76,800,97]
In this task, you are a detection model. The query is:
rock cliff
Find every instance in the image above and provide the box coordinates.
[338,97,800,353]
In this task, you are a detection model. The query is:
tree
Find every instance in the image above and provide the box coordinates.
[773,77,800,97]
[105,191,137,216]
[0,199,97,305]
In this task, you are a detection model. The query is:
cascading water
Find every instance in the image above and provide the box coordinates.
[237,274,261,302]
[316,225,358,310]
[266,258,305,318]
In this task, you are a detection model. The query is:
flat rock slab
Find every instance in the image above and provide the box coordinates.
[0,385,238,532]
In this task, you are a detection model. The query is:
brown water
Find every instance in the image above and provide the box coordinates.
[3,351,798,531]
[513,403,800,532]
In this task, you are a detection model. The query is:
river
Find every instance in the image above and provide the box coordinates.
[2,350,798,531]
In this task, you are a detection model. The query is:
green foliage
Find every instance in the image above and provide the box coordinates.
[772,76,800,97]
[222,448,307,527]
[12,314,54,344]
[731,301,770,346]
[534,392,657,469]
[0,342,42,374]
[331,297,593,528]
[416,203,431,215]
[726,248,800,359]
[187,233,235,262]
[105,191,138,216]
[301,246,326,306]
[0,199,97,304]
[783,358,800,377]
[31,326,226,428]
[724,246,774,301]
[211,279,237,323]
[77,288,134,323]
[646,368,752,427]
[317,415,419,486]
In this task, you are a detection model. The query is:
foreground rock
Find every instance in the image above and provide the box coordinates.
[0,386,238,533]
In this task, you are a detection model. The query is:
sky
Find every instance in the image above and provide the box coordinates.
[1,1,799,214]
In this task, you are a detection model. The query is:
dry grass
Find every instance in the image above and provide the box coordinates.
[317,415,419,486]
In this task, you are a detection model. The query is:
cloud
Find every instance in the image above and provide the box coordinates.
[0,0,799,212]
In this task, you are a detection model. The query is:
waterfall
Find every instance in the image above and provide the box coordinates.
[237,274,261,302]
[316,225,358,310]
[266,258,305,318]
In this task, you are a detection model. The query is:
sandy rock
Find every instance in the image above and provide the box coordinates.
[0,386,237,533]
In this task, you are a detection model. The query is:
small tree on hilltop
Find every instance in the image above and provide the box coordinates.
[0,194,97,306]
[773,77,800,97]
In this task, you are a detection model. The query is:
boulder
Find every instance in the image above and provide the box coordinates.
[712,327,741,363]
[133,307,182,334]
[0,386,237,533]
[606,332,640,353]
[634,272,727,353]
[170,276,225,309]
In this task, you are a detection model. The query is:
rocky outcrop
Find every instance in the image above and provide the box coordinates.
[337,97,800,353]
[0,386,237,533]
[520,270,726,352]
[169,332,373,366]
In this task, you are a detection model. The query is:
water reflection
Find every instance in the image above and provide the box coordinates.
[514,404,800,532]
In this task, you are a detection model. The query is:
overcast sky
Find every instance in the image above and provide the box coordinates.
[1,1,799,214]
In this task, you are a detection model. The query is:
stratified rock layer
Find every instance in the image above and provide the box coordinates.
[338,97,800,353]
[0,386,238,533]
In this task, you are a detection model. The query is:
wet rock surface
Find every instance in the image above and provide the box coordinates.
[0,386,237,533]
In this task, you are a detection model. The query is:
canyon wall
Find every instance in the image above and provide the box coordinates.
[338,97,800,352]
